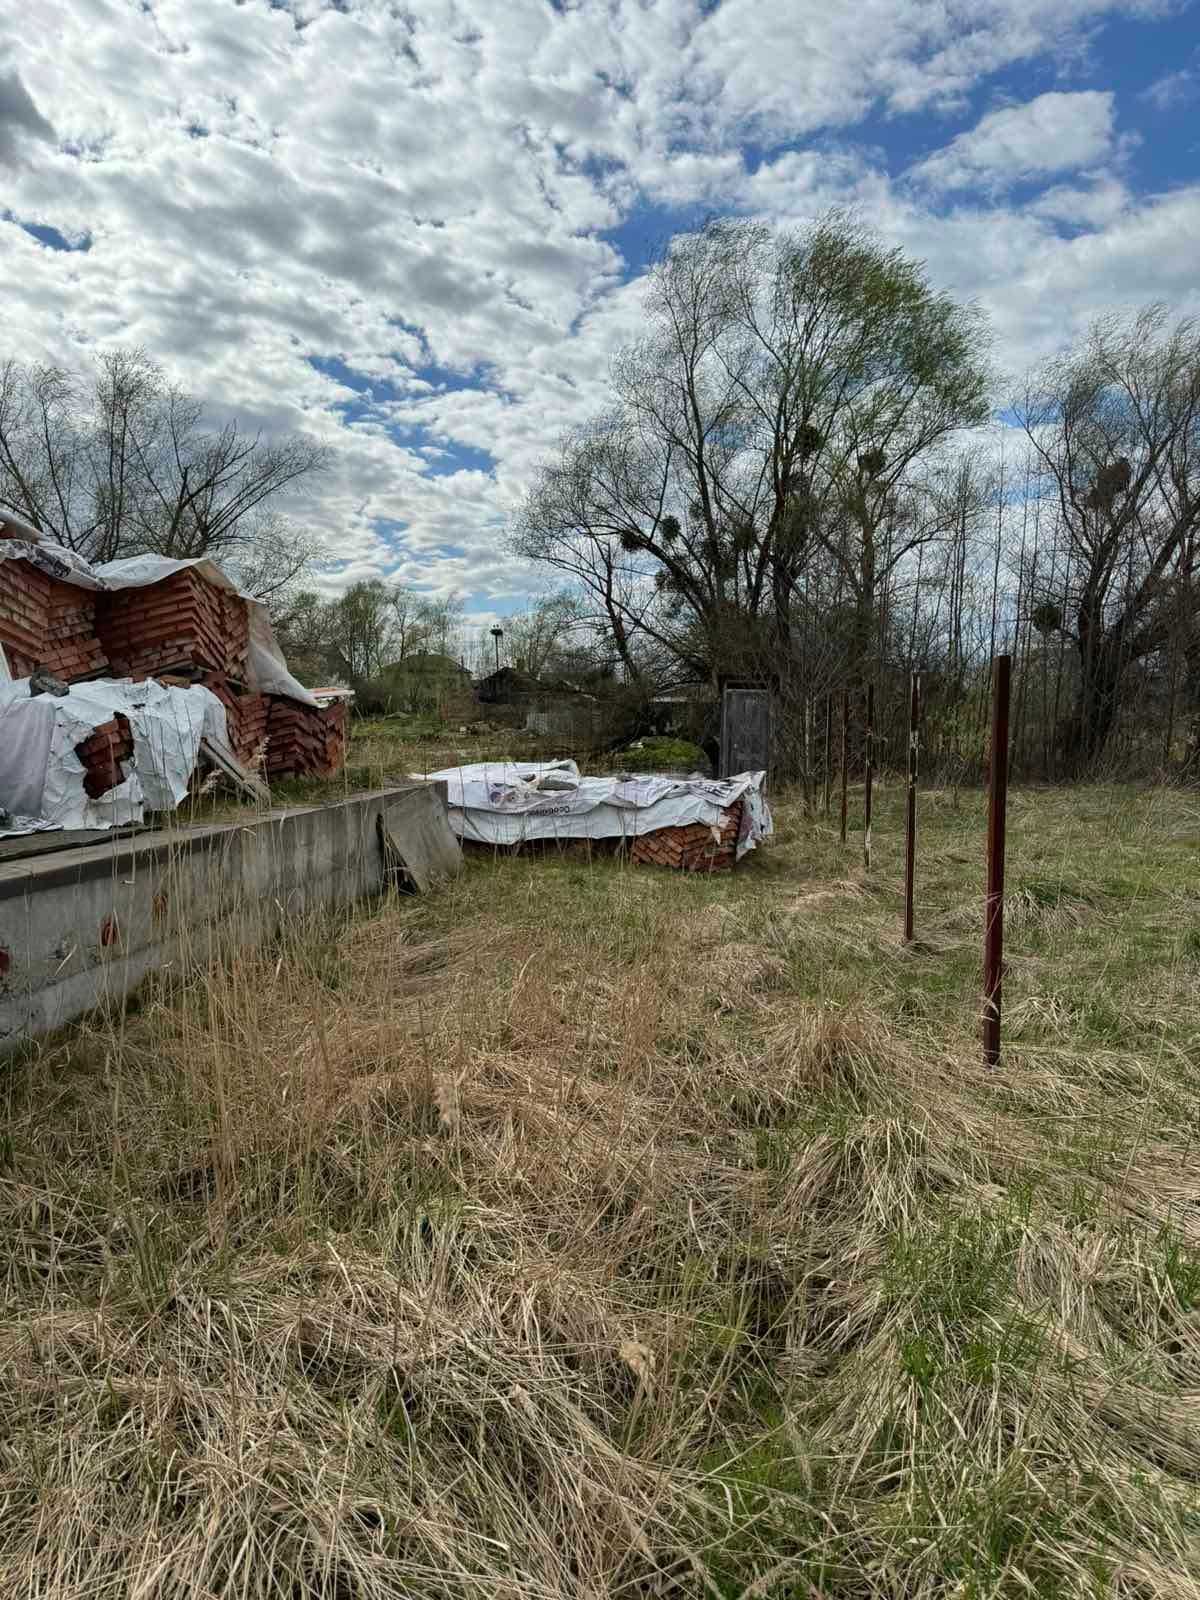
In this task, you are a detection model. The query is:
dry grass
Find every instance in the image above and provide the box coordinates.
[3,774,1200,1597]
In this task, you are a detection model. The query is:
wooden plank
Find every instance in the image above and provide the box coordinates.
[198,735,271,805]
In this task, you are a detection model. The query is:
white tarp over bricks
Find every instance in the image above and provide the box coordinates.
[424,759,772,863]
[0,678,226,836]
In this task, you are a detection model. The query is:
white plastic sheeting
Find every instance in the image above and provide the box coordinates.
[0,679,226,835]
[0,538,104,590]
[425,760,772,858]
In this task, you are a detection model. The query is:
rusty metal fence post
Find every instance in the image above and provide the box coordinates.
[983,654,1012,1066]
[839,691,849,846]
[904,673,920,943]
[863,683,874,871]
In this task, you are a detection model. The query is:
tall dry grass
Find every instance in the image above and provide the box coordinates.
[2,781,1200,1596]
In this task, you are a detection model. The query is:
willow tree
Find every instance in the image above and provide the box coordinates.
[513,214,991,714]
[1020,307,1200,770]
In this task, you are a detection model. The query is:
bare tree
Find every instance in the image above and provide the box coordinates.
[415,595,466,660]
[504,593,588,679]
[1020,307,1200,769]
[222,510,325,604]
[271,589,332,684]
[512,424,681,682]
[390,586,432,662]
[0,347,329,568]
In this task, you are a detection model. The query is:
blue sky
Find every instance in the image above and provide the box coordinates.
[2,0,1199,637]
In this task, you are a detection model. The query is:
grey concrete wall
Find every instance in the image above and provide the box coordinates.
[0,783,461,1047]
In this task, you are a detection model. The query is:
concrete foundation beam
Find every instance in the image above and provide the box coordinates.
[0,783,462,1047]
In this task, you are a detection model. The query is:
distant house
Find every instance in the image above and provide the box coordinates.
[400,651,473,682]
[359,651,474,715]
[648,685,707,734]
[476,665,540,705]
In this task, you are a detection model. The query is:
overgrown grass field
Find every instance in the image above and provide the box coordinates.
[3,774,1200,1597]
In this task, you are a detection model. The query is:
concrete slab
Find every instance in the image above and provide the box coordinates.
[0,783,462,1048]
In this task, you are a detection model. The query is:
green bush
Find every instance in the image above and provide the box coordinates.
[620,736,709,774]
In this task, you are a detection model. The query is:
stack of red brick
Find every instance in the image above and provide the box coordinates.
[0,560,108,682]
[264,696,348,780]
[74,715,135,799]
[97,568,249,682]
[1,538,347,791]
[196,674,270,768]
[630,800,743,873]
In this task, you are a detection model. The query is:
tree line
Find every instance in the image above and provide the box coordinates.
[513,215,1200,783]
[271,580,604,707]
[6,226,1198,780]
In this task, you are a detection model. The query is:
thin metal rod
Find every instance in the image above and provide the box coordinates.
[863,683,874,871]
[839,690,849,846]
[823,693,832,817]
[983,654,1012,1067]
[904,673,920,943]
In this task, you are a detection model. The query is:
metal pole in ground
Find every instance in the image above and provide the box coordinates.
[863,683,875,871]
[904,673,920,943]
[839,690,849,846]
[983,654,1012,1067]
[823,692,833,818]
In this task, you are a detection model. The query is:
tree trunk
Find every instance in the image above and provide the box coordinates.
[1060,640,1123,773]
[1181,627,1200,781]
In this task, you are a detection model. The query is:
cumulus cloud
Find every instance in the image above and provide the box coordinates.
[676,0,1140,141]
[740,147,1200,377]
[1029,175,1130,227]
[912,91,1117,192]
[0,65,54,166]
[1141,62,1199,111]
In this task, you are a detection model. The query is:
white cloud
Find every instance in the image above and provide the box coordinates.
[912,91,1117,192]
[1029,174,1130,226]
[0,64,55,166]
[677,0,1140,143]
[1141,62,1199,111]
[740,145,1200,377]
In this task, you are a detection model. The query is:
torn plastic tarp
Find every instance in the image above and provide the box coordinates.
[0,678,226,834]
[422,760,772,858]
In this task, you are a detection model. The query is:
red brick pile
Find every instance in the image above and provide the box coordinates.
[186,671,270,768]
[95,572,345,778]
[46,582,108,681]
[265,696,348,780]
[0,561,108,682]
[631,800,743,872]
[1,540,348,790]
[74,714,135,799]
[96,568,249,681]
